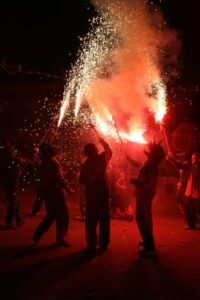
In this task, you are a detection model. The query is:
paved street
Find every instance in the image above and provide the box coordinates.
[0,183,200,300]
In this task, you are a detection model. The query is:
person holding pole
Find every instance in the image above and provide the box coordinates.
[129,142,165,255]
[33,143,73,246]
[79,136,112,255]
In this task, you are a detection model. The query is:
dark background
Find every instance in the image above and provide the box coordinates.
[0,0,199,86]
[0,0,199,154]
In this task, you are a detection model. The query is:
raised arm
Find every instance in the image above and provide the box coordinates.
[98,137,112,160]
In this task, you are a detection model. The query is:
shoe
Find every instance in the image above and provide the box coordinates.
[16,220,24,227]
[124,215,134,222]
[32,240,41,247]
[184,225,196,230]
[85,247,96,257]
[56,240,71,247]
[139,248,156,256]
[97,246,108,255]
[138,241,144,246]
[5,224,17,230]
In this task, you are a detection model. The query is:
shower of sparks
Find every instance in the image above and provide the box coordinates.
[58,14,118,127]
[56,0,178,147]
[153,81,167,122]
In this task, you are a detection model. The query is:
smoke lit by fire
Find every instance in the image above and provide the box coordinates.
[58,0,180,144]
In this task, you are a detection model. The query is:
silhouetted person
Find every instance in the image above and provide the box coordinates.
[79,137,112,254]
[168,152,200,229]
[33,143,72,246]
[31,150,44,216]
[130,142,165,255]
[0,144,26,229]
[176,155,190,215]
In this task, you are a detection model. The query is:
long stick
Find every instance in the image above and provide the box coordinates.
[112,116,127,155]
[160,123,179,170]
[160,123,170,153]
[89,117,101,140]
[38,114,58,148]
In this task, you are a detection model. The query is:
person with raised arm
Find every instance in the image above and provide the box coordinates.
[79,137,112,254]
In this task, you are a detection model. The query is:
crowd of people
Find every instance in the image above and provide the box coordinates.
[0,137,200,256]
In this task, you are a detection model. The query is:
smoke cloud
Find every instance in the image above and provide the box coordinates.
[85,0,181,133]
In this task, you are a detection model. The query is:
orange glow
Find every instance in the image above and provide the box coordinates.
[94,111,147,144]
[153,82,167,123]
[120,129,147,144]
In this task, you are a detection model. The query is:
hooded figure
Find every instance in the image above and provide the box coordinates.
[79,137,112,254]
[33,143,72,246]
[130,142,165,255]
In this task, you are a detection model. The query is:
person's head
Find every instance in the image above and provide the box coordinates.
[191,152,198,165]
[83,143,98,158]
[39,143,56,159]
[144,141,165,164]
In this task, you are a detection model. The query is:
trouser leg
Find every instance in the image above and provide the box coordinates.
[99,211,110,249]
[33,214,54,241]
[15,197,23,225]
[136,198,154,250]
[5,190,17,226]
[32,196,43,215]
[85,213,98,249]
[55,209,69,243]
[184,197,197,228]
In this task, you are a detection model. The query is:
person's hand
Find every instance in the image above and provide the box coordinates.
[166,151,173,160]
[98,137,105,144]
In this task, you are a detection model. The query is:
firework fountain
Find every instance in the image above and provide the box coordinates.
[26,0,180,214]
[56,0,180,154]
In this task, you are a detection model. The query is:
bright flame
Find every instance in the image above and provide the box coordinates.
[154,82,167,122]
[94,111,147,144]
[57,91,70,127]
[57,0,176,144]
[120,129,147,144]
[94,113,116,137]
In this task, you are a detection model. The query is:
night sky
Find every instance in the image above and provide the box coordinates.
[0,0,199,86]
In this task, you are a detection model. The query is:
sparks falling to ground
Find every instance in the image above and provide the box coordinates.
[58,0,180,144]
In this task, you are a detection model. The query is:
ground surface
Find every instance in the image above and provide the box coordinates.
[0,181,200,300]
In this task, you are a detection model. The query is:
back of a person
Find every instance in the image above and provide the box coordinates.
[1,156,20,188]
[86,152,108,192]
[137,161,159,197]
[40,157,61,190]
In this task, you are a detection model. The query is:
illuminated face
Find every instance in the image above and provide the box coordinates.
[191,153,198,165]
